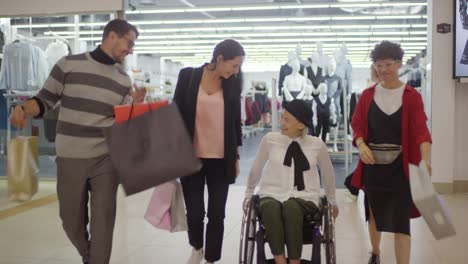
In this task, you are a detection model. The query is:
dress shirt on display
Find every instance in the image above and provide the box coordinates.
[45,40,69,69]
[0,41,49,91]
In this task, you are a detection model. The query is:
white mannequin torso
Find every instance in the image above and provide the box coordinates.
[283,59,307,101]
[284,72,306,92]
[318,93,328,104]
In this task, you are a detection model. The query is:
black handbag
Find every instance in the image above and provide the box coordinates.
[344,172,359,196]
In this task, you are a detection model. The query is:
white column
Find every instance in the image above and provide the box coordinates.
[271,78,279,132]
[429,0,456,191]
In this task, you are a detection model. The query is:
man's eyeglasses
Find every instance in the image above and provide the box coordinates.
[121,35,135,49]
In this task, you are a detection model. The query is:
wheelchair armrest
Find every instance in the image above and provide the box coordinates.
[319,195,329,212]
[250,195,261,216]
[303,195,329,225]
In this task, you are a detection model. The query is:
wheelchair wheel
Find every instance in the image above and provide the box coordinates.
[322,199,336,264]
[239,196,259,264]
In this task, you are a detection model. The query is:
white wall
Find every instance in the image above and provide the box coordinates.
[137,54,162,85]
[0,0,123,17]
[454,83,468,181]
[136,55,183,89]
[162,60,184,88]
[430,0,468,185]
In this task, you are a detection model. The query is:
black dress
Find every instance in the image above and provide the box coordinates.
[363,100,412,235]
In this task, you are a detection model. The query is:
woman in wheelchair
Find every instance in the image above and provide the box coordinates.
[244,99,339,264]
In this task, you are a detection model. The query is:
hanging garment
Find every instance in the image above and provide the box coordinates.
[254,93,270,114]
[252,100,262,124]
[0,41,49,91]
[45,40,69,69]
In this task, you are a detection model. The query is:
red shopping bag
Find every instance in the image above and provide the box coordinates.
[114,100,169,124]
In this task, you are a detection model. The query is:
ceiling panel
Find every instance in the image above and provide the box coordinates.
[124,0,427,69]
[9,0,428,70]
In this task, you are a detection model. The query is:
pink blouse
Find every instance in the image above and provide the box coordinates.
[193,86,225,158]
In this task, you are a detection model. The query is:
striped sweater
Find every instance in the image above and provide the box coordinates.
[36,52,132,158]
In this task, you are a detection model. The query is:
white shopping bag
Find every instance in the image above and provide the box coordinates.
[409,161,456,240]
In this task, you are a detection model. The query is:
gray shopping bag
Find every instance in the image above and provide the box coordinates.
[105,104,201,195]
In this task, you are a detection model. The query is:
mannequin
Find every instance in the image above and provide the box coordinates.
[316,42,330,75]
[324,58,343,118]
[313,83,336,142]
[295,44,309,69]
[278,50,305,97]
[283,59,307,102]
[324,58,343,152]
[335,44,353,96]
[334,46,353,138]
[306,52,324,96]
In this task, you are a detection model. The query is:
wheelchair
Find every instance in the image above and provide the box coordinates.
[239,195,336,264]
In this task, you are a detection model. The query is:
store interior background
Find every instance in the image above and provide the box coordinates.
[0,0,467,263]
[0,0,432,189]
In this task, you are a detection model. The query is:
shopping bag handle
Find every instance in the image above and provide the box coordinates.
[126,101,152,122]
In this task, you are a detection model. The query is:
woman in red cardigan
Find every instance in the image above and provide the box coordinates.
[351,41,432,264]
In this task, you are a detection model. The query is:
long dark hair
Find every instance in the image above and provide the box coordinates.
[210,39,245,96]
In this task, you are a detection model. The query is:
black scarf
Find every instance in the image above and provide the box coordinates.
[283,141,310,191]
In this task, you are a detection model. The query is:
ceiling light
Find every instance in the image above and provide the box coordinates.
[126,15,426,26]
[126,1,427,14]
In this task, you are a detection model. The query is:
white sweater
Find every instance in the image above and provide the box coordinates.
[245,132,336,205]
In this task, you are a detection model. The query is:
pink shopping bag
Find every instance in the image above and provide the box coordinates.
[144,181,176,231]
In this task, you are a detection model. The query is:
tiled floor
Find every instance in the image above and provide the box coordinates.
[0,179,56,211]
[0,182,467,264]
[0,131,465,263]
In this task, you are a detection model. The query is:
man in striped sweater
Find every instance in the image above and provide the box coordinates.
[10,19,145,264]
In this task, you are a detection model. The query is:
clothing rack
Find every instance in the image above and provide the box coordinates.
[45,30,70,44]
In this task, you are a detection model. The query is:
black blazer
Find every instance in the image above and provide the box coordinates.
[173,64,242,184]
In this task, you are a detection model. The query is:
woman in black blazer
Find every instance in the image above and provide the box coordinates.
[173,39,245,264]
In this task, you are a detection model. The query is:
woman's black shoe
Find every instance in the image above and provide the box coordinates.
[368,253,380,264]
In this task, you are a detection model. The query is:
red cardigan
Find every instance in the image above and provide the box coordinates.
[351,84,432,218]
